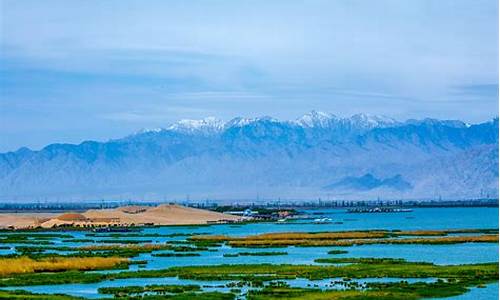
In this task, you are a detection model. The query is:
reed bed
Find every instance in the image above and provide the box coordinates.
[0,256,128,277]
[0,258,496,289]
[190,231,389,242]
[227,234,499,247]
[190,229,498,248]
[395,229,498,236]
[330,234,500,247]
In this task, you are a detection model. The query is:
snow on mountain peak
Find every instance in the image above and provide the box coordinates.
[135,127,165,135]
[294,111,397,129]
[295,110,338,127]
[131,112,400,137]
[225,117,256,128]
[0,112,497,201]
[349,113,398,127]
[225,116,279,128]
[168,117,224,133]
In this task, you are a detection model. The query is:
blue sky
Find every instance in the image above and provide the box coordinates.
[0,0,498,152]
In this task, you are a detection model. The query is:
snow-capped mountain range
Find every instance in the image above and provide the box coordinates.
[1,111,498,202]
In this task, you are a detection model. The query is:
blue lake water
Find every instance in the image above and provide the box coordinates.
[1,207,498,299]
[447,282,498,300]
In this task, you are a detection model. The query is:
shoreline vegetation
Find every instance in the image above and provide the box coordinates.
[0,258,495,299]
[0,223,495,299]
[0,228,495,260]
[11,243,214,259]
[0,256,129,276]
[0,258,492,287]
[189,229,499,248]
[0,257,495,286]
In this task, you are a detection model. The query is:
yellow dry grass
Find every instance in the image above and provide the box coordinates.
[395,229,497,236]
[191,231,388,242]
[192,229,499,248]
[388,234,499,244]
[227,234,499,247]
[243,231,388,240]
[0,256,127,277]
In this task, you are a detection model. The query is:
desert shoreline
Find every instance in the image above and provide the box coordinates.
[0,204,242,230]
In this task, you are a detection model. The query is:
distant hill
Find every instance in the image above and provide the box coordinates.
[0,111,498,201]
[324,174,412,191]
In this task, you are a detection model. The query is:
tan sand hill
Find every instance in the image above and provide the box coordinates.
[0,204,241,229]
[0,213,56,229]
[81,204,240,226]
[147,204,241,224]
[116,205,149,214]
[57,213,87,221]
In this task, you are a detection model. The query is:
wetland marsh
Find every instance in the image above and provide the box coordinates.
[0,207,496,299]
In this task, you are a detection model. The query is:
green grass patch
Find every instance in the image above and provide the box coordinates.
[98,284,200,295]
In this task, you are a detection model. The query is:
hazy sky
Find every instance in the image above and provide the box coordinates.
[0,0,498,152]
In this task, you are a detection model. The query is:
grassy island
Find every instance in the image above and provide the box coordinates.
[0,256,129,276]
[189,229,499,247]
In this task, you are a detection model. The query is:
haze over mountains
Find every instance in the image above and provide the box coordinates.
[0,111,498,202]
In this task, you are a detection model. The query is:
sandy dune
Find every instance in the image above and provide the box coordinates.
[82,204,240,226]
[0,213,56,229]
[0,205,241,229]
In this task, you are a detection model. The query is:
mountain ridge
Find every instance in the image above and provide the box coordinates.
[0,112,498,201]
